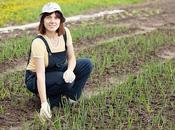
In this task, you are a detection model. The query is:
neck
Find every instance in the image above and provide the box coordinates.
[45,31,58,39]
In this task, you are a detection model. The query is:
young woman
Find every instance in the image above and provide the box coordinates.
[25,2,93,121]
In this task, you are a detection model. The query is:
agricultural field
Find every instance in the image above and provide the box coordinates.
[0,0,175,129]
[0,0,145,27]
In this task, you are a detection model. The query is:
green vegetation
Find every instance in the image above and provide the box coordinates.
[0,24,129,64]
[0,29,175,129]
[71,24,129,42]
[1,0,174,129]
[0,0,146,27]
[0,35,32,63]
[49,61,175,129]
[78,30,175,77]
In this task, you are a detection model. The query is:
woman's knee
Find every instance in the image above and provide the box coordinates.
[45,71,64,86]
[77,58,93,73]
[84,59,93,72]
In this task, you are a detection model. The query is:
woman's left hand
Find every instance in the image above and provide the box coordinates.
[63,69,75,83]
[39,101,52,122]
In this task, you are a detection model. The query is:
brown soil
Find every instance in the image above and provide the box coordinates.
[1,0,175,129]
[0,57,27,74]
[155,44,175,59]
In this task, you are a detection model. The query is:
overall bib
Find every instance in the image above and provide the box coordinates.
[25,35,93,108]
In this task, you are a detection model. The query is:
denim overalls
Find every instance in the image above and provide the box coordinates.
[25,34,93,108]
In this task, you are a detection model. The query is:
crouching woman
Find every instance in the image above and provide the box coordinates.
[25,2,93,121]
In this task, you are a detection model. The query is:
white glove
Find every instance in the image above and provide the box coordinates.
[39,101,52,122]
[63,69,75,83]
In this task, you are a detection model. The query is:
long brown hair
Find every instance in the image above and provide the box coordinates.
[39,11,65,36]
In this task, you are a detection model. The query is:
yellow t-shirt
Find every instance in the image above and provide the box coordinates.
[27,27,72,72]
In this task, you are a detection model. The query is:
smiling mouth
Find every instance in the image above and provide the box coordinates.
[49,24,57,27]
[49,25,56,27]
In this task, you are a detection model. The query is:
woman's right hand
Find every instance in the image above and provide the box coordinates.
[39,101,52,122]
[63,69,75,83]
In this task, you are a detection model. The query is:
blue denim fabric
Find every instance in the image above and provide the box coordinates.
[25,58,93,108]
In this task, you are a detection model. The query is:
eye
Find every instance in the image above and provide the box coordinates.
[46,16,52,19]
[55,16,60,19]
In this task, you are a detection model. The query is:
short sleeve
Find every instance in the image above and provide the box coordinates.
[65,27,72,46]
[31,38,46,58]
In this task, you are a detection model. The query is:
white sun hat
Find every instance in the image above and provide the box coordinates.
[41,2,65,22]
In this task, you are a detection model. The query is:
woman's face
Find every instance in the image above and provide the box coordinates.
[44,12,60,33]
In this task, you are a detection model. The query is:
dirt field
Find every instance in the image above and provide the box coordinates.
[0,0,175,129]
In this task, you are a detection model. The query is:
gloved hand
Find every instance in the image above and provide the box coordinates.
[39,101,52,122]
[63,69,75,83]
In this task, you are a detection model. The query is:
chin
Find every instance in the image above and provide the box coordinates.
[48,28,58,32]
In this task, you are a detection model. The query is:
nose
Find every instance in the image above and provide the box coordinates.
[50,17,55,23]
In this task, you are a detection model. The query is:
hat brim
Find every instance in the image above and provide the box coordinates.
[40,10,66,22]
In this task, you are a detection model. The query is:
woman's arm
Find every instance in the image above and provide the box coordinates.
[66,27,76,71]
[32,39,51,121]
[63,28,76,83]
[31,38,47,103]
[35,58,47,103]
[34,57,51,121]
[67,43,76,71]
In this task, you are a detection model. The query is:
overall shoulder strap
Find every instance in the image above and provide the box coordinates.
[27,35,52,65]
[36,35,52,55]
[63,30,67,50]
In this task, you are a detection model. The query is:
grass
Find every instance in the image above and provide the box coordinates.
[0,0,174,129]
[0,35,33,63]
[25,60,175,129]
[1,30,175,100]
[0,28,175,129]
[0,71,30,100]
[0,24,129,64]
[71,24,129,42]
[0,0,146,27]
[78,30,175,77]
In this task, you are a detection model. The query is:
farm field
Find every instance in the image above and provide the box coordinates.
[0,0,145,27]
[0,0,175,129]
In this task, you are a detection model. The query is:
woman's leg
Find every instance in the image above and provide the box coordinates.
[45,71,66,108]
[25,70,66,108]
[63,58,93,101]
[25,70,37,93]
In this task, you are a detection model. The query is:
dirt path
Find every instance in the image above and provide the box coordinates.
[1,0,175,129]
